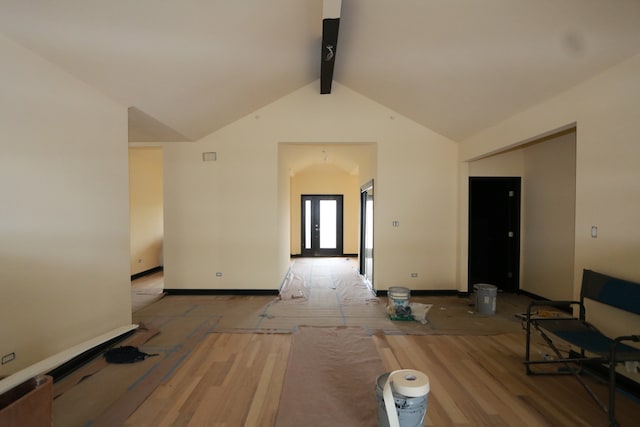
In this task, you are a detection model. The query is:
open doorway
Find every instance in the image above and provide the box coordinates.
[287,162,360,257]
[466,127,576,300]
[129,146,164,311]
[468,177,521,293]
[280,143,377,262]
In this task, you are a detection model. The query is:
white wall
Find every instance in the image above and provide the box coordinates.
[0,35,131,376]
[459,54,640,342]
[163,82,459,292]
[129,147,163,275]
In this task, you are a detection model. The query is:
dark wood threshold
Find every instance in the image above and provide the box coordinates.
[131,266,163,281]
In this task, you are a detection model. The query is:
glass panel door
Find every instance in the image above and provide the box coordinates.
[304,199,312,250]
[319,200,337,248]
[301,195,343,256]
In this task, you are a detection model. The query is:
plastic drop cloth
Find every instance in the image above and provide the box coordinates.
[279,258,378,304]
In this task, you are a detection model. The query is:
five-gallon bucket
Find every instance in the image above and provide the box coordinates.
[474,283,497,315]
[375,370,429,427]
[388,287,411,320]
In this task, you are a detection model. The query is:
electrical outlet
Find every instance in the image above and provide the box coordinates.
[411,273,418,278]
[1,352,15,365]
[215,272,223,277]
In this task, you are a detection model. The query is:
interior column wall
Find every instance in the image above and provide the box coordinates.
[521,131,576,300]
[0,35,131,376]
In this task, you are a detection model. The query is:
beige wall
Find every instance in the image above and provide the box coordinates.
[277,147,292,284]
[129,147,164,275]
[0,35,131,376]
[163,82,458,291]
[459,54,640,348]
[289,164,360,255]
[521,131,576,300]
[468,148,524,177]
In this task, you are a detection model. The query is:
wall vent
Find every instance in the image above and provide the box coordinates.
[202,152,217,162]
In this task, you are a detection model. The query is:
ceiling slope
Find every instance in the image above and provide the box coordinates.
[1,0,639,142]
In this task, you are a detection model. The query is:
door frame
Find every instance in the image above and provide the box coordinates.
[359,180,374,286]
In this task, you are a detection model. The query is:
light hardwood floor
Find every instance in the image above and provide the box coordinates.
[71,264,637,426]
[131,270,165,312]
[125,331,639,426]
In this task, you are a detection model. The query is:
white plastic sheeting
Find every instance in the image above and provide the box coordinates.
[279,258,378,304]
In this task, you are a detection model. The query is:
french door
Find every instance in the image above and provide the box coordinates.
[301,195,343,257]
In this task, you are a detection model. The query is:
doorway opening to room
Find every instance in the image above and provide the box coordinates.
[466,127,575,301]
[129,146,165,312]
[281,142,376,274]
[301,195,344,257]
[468,177,521,293]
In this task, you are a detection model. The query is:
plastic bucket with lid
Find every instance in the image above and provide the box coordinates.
[474,283,497,315]
[388,286,411,319]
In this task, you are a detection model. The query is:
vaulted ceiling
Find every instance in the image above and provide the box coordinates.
[1,0,639,143]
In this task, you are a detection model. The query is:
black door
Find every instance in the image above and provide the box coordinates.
[301,195,344,257]
[468,177,521,292]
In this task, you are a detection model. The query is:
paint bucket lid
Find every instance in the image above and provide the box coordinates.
[388,286,410,297]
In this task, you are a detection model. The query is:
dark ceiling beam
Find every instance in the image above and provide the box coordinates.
[321,0,342,94]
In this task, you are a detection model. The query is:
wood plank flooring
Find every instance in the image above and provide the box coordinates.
[125,331,639,426]
[124,333,291,427]
[76,264,638,426]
